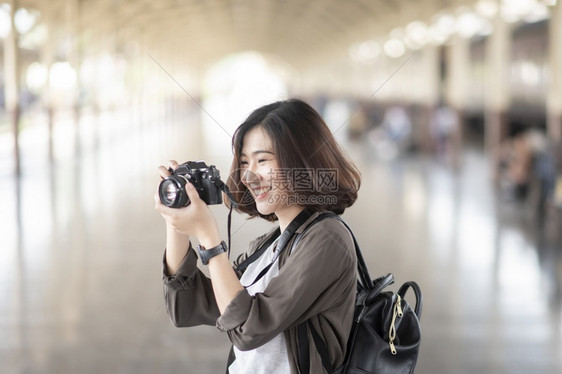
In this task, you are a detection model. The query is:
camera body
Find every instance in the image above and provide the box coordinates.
[159,160,223,208]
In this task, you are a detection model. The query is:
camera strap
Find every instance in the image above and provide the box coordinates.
[212,177,313,285]
[211,177,238,257]
[235,227,281,274]
[226,205,233,258]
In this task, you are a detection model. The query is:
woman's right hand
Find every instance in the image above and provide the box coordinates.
[155,160,186,232]
[157,159,178,180]
[157,161,191,275]
[155,160,220,246]
[155,160,177,218]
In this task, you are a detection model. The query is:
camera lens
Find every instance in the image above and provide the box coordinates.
[163,181,178,202]
[158,176,190,208]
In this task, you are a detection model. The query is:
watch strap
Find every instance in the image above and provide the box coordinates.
[197,241,227,265]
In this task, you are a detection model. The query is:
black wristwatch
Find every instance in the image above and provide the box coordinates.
[197,241,228,265]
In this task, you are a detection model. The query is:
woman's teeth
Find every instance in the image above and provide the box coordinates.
[252,186,270,197]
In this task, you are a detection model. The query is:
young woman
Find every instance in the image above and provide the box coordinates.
[155,99,361,373]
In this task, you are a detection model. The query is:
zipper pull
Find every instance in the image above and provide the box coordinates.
[389,341,397,355]
[388,295,402,355]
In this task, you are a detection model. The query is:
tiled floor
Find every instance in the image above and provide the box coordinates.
[1,108,561,373]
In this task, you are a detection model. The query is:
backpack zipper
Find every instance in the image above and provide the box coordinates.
[389,295,403,355]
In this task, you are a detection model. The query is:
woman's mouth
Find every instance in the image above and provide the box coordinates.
[250,185,271,200]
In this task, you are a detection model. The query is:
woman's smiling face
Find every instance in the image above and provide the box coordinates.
[240,126,293,219]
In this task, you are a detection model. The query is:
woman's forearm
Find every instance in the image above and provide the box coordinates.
[208,253,245,313]
[198,236,244,314]
[165,225,190,275]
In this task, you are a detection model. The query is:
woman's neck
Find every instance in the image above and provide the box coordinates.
[277,205,306,233]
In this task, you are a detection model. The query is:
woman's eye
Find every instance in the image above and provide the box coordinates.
[240,161,248,167]
[258,159,268,163]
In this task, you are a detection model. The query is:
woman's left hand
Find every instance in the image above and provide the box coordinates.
[154,182,220,244]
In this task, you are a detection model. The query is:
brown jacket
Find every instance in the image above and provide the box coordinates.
[162,212,357,373]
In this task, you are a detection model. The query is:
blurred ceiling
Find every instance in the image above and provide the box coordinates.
[13,0,484,69]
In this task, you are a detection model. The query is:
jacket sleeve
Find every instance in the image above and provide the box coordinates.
[162,227,279,328]
[215,219,357,352]
[162,244,220,327]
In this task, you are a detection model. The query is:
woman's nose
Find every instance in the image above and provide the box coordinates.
[242,167,258,184]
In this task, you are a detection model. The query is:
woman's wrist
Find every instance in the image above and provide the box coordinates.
[166,224,190,251]
[198,233,222,250]
[193,218,221,249]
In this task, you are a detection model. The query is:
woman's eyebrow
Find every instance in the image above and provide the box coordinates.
[241,150,275,157]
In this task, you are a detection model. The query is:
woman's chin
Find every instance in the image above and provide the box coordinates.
[255,202,275,216]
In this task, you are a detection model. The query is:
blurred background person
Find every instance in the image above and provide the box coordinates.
[368,105,412,159]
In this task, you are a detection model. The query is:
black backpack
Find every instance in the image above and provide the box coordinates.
[231,210,423,374]
[295,213,423,374]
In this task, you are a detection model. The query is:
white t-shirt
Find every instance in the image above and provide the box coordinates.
[228,238,291,374]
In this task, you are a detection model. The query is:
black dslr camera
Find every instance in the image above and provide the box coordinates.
[158,161,223,208]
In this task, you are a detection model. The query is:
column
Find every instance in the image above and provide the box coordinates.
[420,44,440,153]
[3,0,21,175]
[547,1,562,141]
[485,7,511,179]
[66,0,81,156]
[446,35,470,168]
[40,7,56,162]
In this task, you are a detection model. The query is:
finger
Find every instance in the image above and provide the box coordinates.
[154,192,171,211]
[185,182,204,205]
[158,165,172,179]
[168,160,179,170]
[155,200,176,216]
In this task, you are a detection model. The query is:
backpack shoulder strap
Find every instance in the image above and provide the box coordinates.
[235,227,280,274]
[293,213,373,289]
[236,208,315,288]
[297,321,334,374]
[295,214,377,374]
